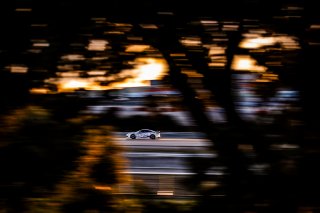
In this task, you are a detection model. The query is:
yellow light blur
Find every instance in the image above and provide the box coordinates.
[108,58,167,89]
[240,37,276,49]
[60,79,91,90]
[125,45,150,52]
[231,55,267,72]
[138,60,164,80]
[55,58,167,92]
[239,35,300,50]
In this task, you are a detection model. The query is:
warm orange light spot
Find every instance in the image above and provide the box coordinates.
[48,57,167,92]
[125,45,150,52]
[58,79,109,91]
[209,62,225,67]
[30,88,51,94]
[64,80,87,88]
[93,185,112,191]
[209,46,225,55]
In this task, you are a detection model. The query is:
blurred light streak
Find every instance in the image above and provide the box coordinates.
[209,62,225,67]
[87,71,107,76]
[57,65,78,71]
[180,37,202,47]
[222,24,239,31]
[30,88,51,94]
[136,58,165,80]
[60,79,90,90]
[61,54,85,61]
[231,55,267,72]
[310,24,320,29]
[109,78,150,88]
[240,35,300,50]
[157,191,174,196]
[140,24,158,29]
[125,45,150,52]
[200,20,218,26]
[260,73,279,81]
[8,65,28,73]
[91,56,109,61]
[240,37,276,49]
[31,24,48,27]
[57,72,81,77]
[50,58,167,92]
[107,57,167,89]
[170,53,186,57]
[33,42,50,47]
[93,185,112,191]
[87,39,109,51]
[127,36,143,41]
[104,31,124,35]
[182,70,203,78]
[209,46,225,55]
[15,8,32,12]
[28,49,42,53]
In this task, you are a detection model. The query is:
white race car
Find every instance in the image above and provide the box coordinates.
[126,129,160,139]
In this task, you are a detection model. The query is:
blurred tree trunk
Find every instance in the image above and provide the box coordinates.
[144,14,252,212]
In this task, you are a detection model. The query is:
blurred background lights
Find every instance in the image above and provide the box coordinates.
[87,39,109,51]
[232,55,267,72]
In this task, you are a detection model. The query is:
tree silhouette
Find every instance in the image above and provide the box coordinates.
[0,105,84,212]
